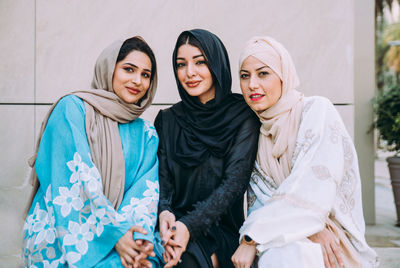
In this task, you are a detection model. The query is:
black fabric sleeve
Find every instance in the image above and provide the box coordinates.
[179,116,260,239]
[155,110,175,214]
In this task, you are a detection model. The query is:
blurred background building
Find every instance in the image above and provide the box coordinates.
[0,0,392,266]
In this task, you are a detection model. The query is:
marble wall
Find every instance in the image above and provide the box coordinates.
[0,0,372,266]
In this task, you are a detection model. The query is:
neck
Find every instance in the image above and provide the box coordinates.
[198,85,216,104]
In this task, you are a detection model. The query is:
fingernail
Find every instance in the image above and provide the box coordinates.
[172,226,176,231]
[161,240,165,246]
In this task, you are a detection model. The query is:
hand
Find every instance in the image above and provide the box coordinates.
[308,227,344,268]
[231,243,257,268]
[159,210,176,245]
[163,221,190,268]
[115,226,151,268]
[135,239,155,268]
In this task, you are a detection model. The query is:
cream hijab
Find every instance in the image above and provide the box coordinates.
[26,37,157,216]
[239,36,303,186]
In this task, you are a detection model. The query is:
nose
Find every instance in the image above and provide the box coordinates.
[131,73,141,85]
[186,62,196,77]
[248,76,258,91]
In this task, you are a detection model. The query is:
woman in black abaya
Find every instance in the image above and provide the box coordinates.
[155,29,260,268]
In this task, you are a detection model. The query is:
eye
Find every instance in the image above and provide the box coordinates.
[176,62,185,68]
[123,67,134,72]
[196,60,207,65]
[240,73,249,79]
[142,72,150,79]
[259,71,269,77]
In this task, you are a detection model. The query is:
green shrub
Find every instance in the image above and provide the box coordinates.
[374,85,400,154]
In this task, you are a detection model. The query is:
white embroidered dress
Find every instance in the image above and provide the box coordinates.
[241,96,378,267]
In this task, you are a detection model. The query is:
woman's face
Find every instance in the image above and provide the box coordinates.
[112,50,152,104]
[176,44,215,104]
[240,56,282,112]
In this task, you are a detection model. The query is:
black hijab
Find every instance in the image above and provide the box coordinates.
[170,29,254,167]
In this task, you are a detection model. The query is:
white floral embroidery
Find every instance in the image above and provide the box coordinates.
[329,121,341,144]
[53,184,84,217]
[143,120,157,139]
[65,251,81,267]
[121,196,153,228]
[66,153,85,183]
[87,208,112,236]
[63,221,94,255]
[42,259,60,268]
[311,165,332,180]
[32,208,56,245]
[143,180,159,200]
[24,203,40,236]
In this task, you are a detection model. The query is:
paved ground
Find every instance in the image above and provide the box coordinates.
[365,151,400,267]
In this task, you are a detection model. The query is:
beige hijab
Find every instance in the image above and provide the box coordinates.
[239,36,303,186]
[25,37,157,216]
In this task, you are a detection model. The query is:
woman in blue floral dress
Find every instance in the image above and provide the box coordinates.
[22,36,162,268]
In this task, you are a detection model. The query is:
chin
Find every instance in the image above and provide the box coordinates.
[250,104,267,113]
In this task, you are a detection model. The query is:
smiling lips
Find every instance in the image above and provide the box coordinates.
[250,93,264,101]
[186,80,201,88]
[126,86,140,95]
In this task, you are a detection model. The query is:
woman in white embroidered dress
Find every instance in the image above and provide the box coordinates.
[231,36,378,268]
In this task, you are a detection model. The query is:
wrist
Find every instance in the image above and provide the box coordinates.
[241,234,257,247]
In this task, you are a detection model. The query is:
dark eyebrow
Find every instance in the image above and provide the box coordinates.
[240,65,269,73]
[256,65,269,71]
[193,54,204,59]
[176,54,204,61]
[125,63,151,73]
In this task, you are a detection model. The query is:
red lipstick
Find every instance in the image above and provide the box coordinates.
[186,80,201,88]
[250,93,264,101]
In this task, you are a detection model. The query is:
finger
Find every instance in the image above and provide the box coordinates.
[163,252,169,263]
[161,229,174,244]
[331,243,344,266]
[171,225,177,232]
[120,256,129,268]
[159,219,170,238]
[130,225,148,235]
[124,254,136,267]
[136,239,143,247]
[135,252,147,264]
[165,238,181,248]
[165,245,177,260]
[321,246,331,268]
[138,258,152,268]
[142,241,154,254]
[325,244,337,268]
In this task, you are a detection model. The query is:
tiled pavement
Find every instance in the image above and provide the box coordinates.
[365,152,400,267]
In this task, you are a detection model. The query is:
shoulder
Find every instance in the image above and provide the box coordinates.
[154,105,177,130]
[56,95,85,110]
[49,95,86,124]
[301,96,338,120]
[53,95,86,117]
[240,111,261,131]
[299,96,345,135]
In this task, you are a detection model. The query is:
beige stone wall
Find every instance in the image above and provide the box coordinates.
[1,0,373,266]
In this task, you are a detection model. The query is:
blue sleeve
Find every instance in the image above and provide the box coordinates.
[117,124,159,243]
[34,95,137,267]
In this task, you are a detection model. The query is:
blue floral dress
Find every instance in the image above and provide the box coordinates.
[22,95,162,267]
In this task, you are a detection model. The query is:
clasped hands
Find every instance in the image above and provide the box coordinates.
[159,210,190,268]
[115,225,155,268]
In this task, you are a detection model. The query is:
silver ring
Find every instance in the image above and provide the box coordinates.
[178,259,182,263]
